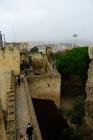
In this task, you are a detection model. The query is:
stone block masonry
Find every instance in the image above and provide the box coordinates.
[85,47,93,140]
[0,44,20,75]
[27,74,61,108]
[0,69,11,111]
[0,100,7,140]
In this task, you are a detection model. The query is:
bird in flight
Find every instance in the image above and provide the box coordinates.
[73,34,79,38]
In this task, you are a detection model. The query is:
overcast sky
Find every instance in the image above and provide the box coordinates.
[0,0,93,42]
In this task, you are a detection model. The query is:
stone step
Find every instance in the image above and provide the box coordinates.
[9,90,14,92]
[7,115,15,122]
[8,109,15,114]
[8,96,14,101]
[8,99,15,102]
[8,111,15,115]
[8,103,15,107]
[8,95,14,98]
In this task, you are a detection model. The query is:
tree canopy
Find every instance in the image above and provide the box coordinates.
[53,47,89,80]
[30,46,39,53]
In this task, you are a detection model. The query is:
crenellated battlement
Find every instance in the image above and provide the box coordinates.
[0,42,28,51]
[0,42,28,75]
[5,42,28,50]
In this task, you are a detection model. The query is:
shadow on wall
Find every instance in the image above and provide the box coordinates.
[61,75,87,97]
[32,98,68,140]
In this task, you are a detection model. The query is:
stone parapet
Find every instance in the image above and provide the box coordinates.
[27,74,61,108]
[24,78,43,140]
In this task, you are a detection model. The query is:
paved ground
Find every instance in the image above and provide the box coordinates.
[15,83,31,140]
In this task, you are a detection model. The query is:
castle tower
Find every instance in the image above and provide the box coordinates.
[46,46,52,63]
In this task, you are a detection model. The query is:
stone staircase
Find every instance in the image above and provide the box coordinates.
[6,72,16,140]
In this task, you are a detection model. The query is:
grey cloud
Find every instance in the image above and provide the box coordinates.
[0,0,93,42]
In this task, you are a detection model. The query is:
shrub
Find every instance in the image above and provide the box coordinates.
[54,47,89,80]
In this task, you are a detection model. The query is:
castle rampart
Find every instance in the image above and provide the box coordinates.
[27,74,61,108]
[0,45,20,75]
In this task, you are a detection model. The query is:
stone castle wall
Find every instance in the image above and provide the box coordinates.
[24,78,43,140]
[0,46,20,75]
[0,68,11,111]
[0,100,7,140]
[5,42,28,50]
[0,45,20,111]
[27,74,61,107]
[85,46,93,140]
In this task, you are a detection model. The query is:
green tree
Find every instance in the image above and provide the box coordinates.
[60,127,84,140]
[30,46,39,53]
[54,47,89,80]
[70,127,84,140]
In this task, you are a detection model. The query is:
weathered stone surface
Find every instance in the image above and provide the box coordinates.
[0,101,7,140]
[24,78,43,140]
[0,46,20,75]
[27,52,61,108]
[15,84,31,139]
[15,82,43,140]
[28,75,61,108]
[85,47,93,139]
[88,46,93,59]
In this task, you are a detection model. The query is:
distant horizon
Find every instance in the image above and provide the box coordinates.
[5,39,93,45]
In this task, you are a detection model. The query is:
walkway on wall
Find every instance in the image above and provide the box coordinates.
[15,83,31,140]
